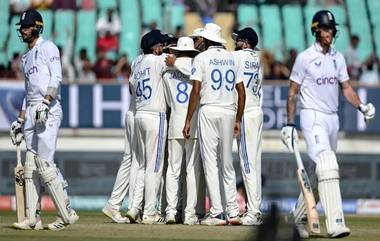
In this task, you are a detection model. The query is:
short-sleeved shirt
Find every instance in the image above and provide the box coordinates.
[22,36,62,106]
[130,54,166,113]
[289,43,349,114]
[163,57,197,139]
[190,46,241,111]
[233,49,263,110]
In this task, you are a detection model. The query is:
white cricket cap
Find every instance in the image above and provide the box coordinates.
[170,37,200,52]
[190,28,204,37]
[198,23,226,44]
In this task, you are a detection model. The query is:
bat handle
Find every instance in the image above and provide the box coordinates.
[16,144,22,166]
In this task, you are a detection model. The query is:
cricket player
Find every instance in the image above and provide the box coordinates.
[126,29,171,224]
[10,9,78,230]
[183,23,246,225]
[281,10,375,238]
[102,80,137,224]
[232,27,263,225]
[163,37,201,225]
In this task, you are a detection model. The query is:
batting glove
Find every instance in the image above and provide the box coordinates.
[359,103,375,122]
[281,123,298,153]
[10,117,24,145]
[35,99,50,125]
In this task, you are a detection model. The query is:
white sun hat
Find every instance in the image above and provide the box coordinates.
[198,23,226,44]
[170,37,200,52]
[190,28,204,37]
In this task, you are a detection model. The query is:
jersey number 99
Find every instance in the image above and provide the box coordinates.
[211,69,235,91]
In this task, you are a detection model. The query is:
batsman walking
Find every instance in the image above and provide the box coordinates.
[281,10,375,238]
[10,9,78,230]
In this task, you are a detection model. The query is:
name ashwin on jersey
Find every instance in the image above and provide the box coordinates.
[209,59,235,66]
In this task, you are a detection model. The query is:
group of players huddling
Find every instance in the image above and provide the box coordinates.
[9,8,375,239]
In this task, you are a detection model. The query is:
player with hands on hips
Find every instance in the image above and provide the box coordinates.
[232,27,264,225]
[183,23,246,225]
[281,10,375,238]
[11,9,78,231]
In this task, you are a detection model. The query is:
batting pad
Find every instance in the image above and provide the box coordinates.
[35,156,71,224]
[25,151,41,225]
[315,150,347,235]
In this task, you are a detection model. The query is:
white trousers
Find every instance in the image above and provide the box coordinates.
[300,109,339,162]
[165,138,201,218]
[237,108,262,214]
[24,103,62,162]
[198,106,239,217]
[132,111,167,216]
[107,111,138,210]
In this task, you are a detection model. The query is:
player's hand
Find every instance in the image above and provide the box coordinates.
[165,54,176,67]
[233,121,241,138]
[182,120,191,139]
[281,124,298,153]
[10,117,24,145]
[34,99,50,125]
[359,103,375,122]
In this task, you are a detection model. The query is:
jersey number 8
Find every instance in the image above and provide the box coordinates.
[176,82,189,103]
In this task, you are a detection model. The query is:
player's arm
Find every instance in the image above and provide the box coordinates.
[340,81,375,121]
[183,80,200,138]
[286,81,300,124]
[43,42,62,102]
[234,82,245,137]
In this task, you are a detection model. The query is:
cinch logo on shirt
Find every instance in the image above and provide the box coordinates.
[50,56,60,62]
[316,76,338,85]
[25,66,38,78]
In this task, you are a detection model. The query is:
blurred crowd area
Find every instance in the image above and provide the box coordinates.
[0,0,379,85]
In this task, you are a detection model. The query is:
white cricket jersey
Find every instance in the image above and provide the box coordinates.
[130,54,166,113]
[289,43,349,114]
[163,57,197,139]
[22,36,62,106]
[190,46,241,110]
[233,49,263,110]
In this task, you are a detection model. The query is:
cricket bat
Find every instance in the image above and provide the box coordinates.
[14,145,25,222]
[293,142,320,234]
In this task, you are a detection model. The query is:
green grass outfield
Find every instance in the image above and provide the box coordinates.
[1,211,379,241]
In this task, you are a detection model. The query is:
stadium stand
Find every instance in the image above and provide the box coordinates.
[346,0,373,61]
[0,0,380,81]
[119,0,140,59]
[260,4,283,60]
[75,10,97,62]
[282,5,305,52]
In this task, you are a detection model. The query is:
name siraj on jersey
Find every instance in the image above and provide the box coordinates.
[244,61,259,70]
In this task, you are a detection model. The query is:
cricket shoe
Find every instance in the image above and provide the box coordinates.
[241,212,263,226]
[12,217,43,230]
[165,213,176,224]
[102,203,129,223]
[228,215,242,225]
[184,215,199,225]
[330,226,350,238]
[200,213,227,226]
[47,209,79,230]
[126,208,140,223]
[142,213,166,225]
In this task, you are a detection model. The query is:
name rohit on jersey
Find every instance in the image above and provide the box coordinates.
[134,67,150,80]
[209,59,235,66]
[316,76,338,85]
